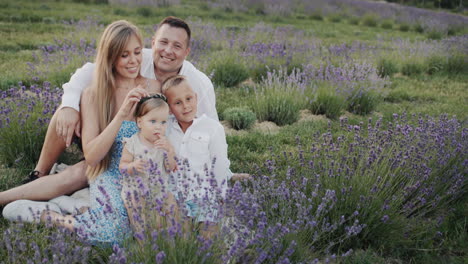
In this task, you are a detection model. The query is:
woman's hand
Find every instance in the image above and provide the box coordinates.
[116,85,149,120]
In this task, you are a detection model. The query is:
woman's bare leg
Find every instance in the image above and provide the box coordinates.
[0,161,87,205]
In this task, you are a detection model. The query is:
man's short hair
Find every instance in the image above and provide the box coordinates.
[158,16,191,47]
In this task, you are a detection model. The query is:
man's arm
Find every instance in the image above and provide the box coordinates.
[61,62,95,111]
[56,62,95,147]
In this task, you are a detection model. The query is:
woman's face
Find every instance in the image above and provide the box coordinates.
[137,106,169,144]
[114,34,142,80]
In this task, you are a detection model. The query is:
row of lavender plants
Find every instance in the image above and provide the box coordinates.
[208,0,467,35]
[2,113,466,262]
[24,17,466,92]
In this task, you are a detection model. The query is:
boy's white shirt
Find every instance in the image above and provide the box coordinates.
[60,48,219,121]
[166,114,230,201]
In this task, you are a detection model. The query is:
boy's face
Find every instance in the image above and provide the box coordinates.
[165,82,198,127]
[137,106,169,143]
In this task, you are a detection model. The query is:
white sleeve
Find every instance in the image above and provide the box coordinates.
[209,123,230,198]
[60,62,95,112]
[198,75,219,121]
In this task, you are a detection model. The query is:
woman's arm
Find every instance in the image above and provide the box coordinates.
[81,86,148,166]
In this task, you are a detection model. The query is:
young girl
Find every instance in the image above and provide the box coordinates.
[119,94,177,234]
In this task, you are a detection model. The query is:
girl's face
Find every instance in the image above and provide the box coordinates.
[114,34,142,80]
[137,106,169,144]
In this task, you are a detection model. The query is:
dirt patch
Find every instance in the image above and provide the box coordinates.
[222,120,281,135]
[253,121,280,134]
[299,109,328,123]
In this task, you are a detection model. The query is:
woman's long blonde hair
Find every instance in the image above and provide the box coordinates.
[87,20,142,182]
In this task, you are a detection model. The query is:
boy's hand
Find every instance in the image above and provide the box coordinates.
[130,159,146,174]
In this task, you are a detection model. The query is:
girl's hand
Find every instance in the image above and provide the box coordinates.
[154,136,174,154]
[116,85,149,120]
[130,159,147,174]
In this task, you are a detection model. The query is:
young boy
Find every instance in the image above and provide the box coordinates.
[161,75,231,238]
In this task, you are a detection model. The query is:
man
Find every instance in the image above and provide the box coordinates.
[0,16,217,206]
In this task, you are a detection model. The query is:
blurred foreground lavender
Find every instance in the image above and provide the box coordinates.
[3,113,464,263]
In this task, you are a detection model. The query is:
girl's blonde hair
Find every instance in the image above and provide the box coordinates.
[87,20,142,182]
[135,94,169,119]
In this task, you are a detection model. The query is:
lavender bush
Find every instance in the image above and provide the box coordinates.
[0,221,98,263]
[242,113,467,259]
[0,82,61,168]
[249,68,307,126]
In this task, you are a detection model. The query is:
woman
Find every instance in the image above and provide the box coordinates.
[41,20,160,245]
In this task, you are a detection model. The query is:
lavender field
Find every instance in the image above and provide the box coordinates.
[0,0,467,263]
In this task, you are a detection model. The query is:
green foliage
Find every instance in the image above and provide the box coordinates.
[347,90,379,115]
[136,7,152,17]
[123,230,223,263]
[114,8,129,16]
[377,58,398,77]
[223,107,257,130]
[362,14,378,27]
[401,62,424,76]
[210,60,249,87]
[249,75,305,126]
[427,30,443,40]
[72,0,108,3]
[414,23,424,33]
[348,17,360,25]
[310,12,324,21]
[424,55,468,76]
[308,87,345,119]
[250,90,303,126]
[425,55,446,75]
[446,55,468,75]
[0,113,47,169]
[384,89,417,103]
[329,14,342,23]
[251,65,278,83]
[381,19,393,29]
[399,23,410,32]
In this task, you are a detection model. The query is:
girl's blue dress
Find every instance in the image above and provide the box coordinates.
[75,121,138,245]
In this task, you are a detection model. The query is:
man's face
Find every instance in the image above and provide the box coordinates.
[152,24,190,77]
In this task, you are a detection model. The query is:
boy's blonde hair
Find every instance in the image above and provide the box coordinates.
[161,75,188,94]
